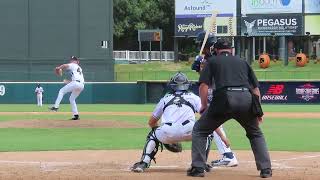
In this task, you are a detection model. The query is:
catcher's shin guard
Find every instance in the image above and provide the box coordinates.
[140,129,162,165]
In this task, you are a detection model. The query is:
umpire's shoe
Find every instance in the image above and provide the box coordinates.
[260,168,272,178]
[131,161,149,173]
[187,167,205,177]
[49,107,58,112]
[205,164,212,172]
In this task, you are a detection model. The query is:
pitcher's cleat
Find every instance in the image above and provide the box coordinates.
[49,107,59,112]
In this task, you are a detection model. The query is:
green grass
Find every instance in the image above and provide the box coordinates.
[1,104,319,112]
[0,104,319,152]
[0,128,149,151]
[115,61,320,81]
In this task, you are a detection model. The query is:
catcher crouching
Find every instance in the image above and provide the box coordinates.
[131,72,230,173]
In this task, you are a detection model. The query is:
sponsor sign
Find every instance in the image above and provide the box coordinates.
[241,14,303,36]
[261,84,288,101]
[175,0,236,17]
[241,0,303,14]
[175,0,237,37]
[305,15,320,35]
[175,18,204,37]
[149,81,320,104]
[259,82,320,103]
[296,83,319,102]
[305,0,320,14]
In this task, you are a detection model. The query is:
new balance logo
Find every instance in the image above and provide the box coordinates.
[262,84,287,101]
[266,85,284,95]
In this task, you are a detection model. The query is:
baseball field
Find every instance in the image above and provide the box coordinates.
[0,104,319,179]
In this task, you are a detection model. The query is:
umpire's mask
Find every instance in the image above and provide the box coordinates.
[168,72,190,91]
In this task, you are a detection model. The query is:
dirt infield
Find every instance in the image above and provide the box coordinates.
[0,150,319,180]
[0,119,144,128]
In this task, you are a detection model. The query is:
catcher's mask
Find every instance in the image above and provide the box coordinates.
[168,72,190,91]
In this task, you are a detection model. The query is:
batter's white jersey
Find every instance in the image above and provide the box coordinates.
[35,87,44,95]
[153,91,201,144]
[67,63,84,83]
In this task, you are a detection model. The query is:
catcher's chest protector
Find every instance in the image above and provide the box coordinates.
[163,93,195,113]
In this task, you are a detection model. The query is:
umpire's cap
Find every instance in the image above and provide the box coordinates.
[195,31,217,48]
[214,38,232,49]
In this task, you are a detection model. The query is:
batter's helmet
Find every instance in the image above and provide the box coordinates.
[195,31,217,49]
[214,38,232,49]
[168,72,190,91]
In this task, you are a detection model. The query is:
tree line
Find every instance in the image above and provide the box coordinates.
[113,0,175,51]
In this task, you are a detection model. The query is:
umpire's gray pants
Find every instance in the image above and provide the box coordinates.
[191,91,271,170]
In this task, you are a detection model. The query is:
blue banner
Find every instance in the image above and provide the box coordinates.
[259,82,320,104]
[188,81,320,104]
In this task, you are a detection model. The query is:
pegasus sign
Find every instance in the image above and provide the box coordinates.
[244,20,256,35]
[241,14,302,36]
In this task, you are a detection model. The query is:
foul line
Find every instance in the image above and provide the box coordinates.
[0,154,319,172]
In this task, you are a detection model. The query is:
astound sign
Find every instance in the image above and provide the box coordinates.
[241,15,302,36]
[241,0,302,14]
[175,0,237,37]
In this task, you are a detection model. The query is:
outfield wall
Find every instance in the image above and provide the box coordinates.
[0,81,319,104]
[0,0,114,82]
[0,83,145,104]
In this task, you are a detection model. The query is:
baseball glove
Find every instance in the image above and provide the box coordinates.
[163,143,182,153]
[55,68,63,76]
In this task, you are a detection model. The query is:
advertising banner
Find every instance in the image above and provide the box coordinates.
[175,0,237,37]
[305,0,320,14]
[241,0,302,15]
[260,82,320,104]
[305,15,320,35]
[241,14,303,36]
[142,81,320,104]
[191,81,320,104]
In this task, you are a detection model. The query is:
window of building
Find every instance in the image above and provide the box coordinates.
[217,26,228,34]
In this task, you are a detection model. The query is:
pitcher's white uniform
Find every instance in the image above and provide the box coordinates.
[35,86,44,106]
[53,62,84,116]
[153,91,201,144]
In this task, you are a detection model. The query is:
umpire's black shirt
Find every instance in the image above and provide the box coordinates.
[199,52,259,90]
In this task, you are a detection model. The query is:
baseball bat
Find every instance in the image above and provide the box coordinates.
[199,11,218,56]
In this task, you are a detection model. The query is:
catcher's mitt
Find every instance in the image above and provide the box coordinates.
[163,143,182,153]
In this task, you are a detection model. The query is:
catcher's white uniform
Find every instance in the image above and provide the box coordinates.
[53,62,84,116]
[35,86,44,106]
[140,91,201,165]
[153,91,201,144]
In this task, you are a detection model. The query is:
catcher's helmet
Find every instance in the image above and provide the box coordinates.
[195,31,217,49]
[214,38,232,49]
[168,72,190,91]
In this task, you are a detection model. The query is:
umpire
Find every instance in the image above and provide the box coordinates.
[187,38,272,178]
